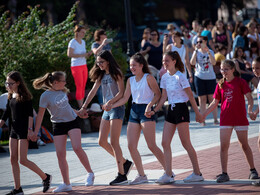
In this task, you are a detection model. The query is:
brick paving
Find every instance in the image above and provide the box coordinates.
[34,136,260,195]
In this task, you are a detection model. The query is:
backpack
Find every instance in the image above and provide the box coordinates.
[40,126,53,143]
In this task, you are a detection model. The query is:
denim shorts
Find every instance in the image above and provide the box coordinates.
[194,76,217,96]
[129,103,155,124]
[52,117,81,136]
[102,105,125,121]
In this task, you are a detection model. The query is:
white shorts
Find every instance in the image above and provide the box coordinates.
[220,126,248,131]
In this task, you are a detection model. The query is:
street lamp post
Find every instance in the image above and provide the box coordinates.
[124,0,135,120]
[124,0,135,58]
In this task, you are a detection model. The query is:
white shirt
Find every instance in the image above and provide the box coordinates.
[130,74,154,104]
[160,71,190,104]
[68,39,87,67]
[170,44,187,76]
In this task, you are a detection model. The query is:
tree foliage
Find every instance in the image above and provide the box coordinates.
[0,1,127,108]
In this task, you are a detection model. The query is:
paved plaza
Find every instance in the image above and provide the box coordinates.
[0,99,260,194]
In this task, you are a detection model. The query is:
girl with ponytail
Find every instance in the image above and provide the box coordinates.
[150,51,204,184]
[203,59,259,183]
[33,71,95,193]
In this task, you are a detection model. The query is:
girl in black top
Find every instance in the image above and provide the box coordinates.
[0,71,51,194]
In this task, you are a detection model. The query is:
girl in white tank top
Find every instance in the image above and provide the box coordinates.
[109,53,166,184]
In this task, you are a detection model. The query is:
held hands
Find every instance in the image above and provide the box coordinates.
[77,108,89,119]
[249,111,257,121]
[28,130,37,142]
[144,105,154,118]
[195,112,205,123]
[102,101,112,111]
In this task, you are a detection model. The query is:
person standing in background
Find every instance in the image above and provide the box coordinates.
[67,25,92,108]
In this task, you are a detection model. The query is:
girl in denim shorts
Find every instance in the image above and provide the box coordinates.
[79,50,133,185]
[203,60,259,183]
[150,51,204,184]
[109,52,166,185]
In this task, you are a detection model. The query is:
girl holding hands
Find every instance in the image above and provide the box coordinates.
[0,71,51,194]
[78,50,133,185]
[202,59,259,183]
[149,51,204,184]
[107,53,166,185]
[33,71,94,193]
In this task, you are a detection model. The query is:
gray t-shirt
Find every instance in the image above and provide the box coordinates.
[39,90,77,123]
[91,42,111,57]
[101,74,119,104]
[194,49,216,80]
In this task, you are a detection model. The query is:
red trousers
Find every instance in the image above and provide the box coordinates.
[71,65,88,100]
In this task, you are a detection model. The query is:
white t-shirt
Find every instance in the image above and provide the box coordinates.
[68,39,87,67]
[160,71,190,104]
[39,90,77,123]
[130,73,154,104]
[170,44,187,76]
[194,49,216,80]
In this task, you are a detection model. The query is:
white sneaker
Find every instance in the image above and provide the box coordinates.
[37,139,46,146]
[130,174,148,185]
[183,172,204,183]
[85,172,95,186]
[156,173,175,184]
[52,183,72,193]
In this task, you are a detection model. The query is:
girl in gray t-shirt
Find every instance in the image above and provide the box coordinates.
[79,50,133,185]
[33,71,95,192]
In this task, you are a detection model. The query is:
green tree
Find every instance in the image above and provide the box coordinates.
[0,1,127,108]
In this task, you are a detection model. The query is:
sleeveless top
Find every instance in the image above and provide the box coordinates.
[170,44,187,76]
[101,74,119,104]
[130,73,154,104]
[215,31,228,46]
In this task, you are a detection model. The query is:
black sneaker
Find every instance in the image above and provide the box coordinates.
[216,173,230,183]
[6,187,24,195]
[109,173,128,185]
[42,173,52,193]
[249,170,259,180]
[123,159,133,176]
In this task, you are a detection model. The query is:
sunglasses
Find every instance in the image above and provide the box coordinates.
[96,61,105,65]
[197,41,203,44]
[5,82,15,87]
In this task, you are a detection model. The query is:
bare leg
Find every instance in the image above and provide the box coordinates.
[236,130,255,169]
[69,129,93,173]
[9,138,20,189]
[18,139,47,180]
[77,99,84,108]
[219,128,233,173]
[141,121,166,170]
[53,135,70,185]
[161,121,176,176]
[110,119,124,175]
[127,122,144,176]
[178,122,200,175]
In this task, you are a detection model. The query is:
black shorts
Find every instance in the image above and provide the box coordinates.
[194,76,216,96]
[10,128,28,139]
[52,117,81,136]
[166,103,190,124]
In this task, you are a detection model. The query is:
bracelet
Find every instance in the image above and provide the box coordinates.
[28,128,33,131]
